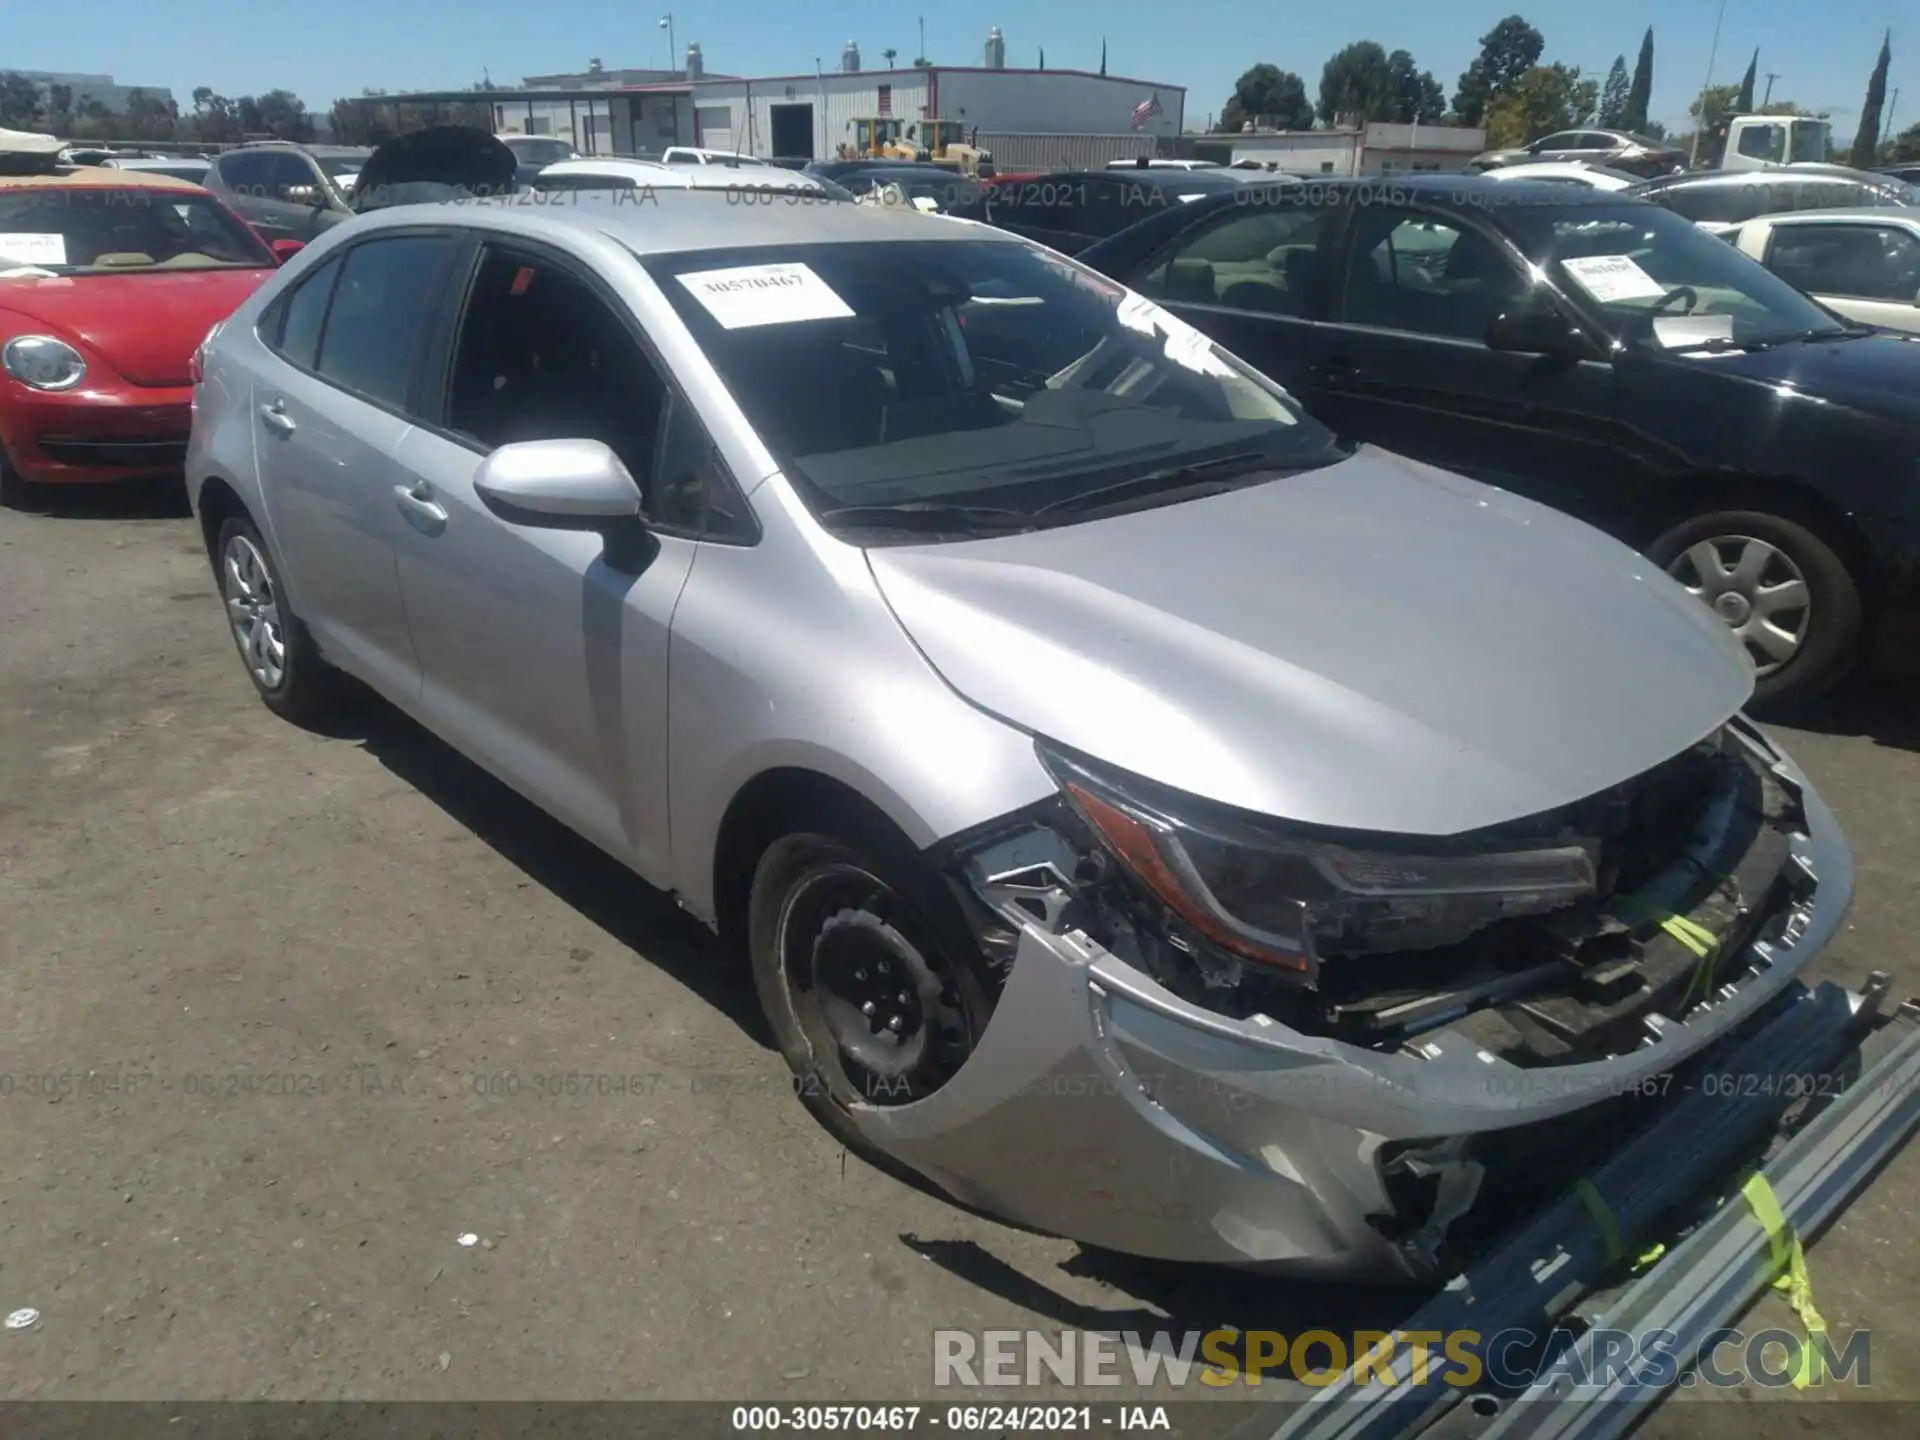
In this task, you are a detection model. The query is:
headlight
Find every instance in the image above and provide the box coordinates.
[1041,746,1600,980]
[3,335,87,391]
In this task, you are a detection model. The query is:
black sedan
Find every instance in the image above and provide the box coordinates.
[1077,174,1920,704]
[952,165,1262,255]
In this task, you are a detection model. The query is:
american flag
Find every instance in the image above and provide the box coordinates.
[1130,93,1163,130]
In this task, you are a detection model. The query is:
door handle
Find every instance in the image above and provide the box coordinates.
[258,399,296,434]
[392,481,449,529]
[1309,355,1359,387]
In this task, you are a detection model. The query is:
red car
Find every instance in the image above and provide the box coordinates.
[0,164,294,509]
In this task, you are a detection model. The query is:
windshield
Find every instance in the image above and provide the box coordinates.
[1501,201,1842,350]
[643,239,1342,531]
[505,138,577,165]
[0,186,273,272]
[1790,124,1832,164]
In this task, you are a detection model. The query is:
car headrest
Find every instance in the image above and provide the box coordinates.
[1165,257,1215,304]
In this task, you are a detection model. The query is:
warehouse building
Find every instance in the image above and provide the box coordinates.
[1226,121,1487,177]
[370,30,1183,163]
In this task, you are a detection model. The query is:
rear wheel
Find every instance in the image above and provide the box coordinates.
[1648,507,1863,709]
[216,515,340,722]
[747,812,995,1145]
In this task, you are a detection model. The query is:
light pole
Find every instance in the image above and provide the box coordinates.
[660,14,676,75]
[1689,0,1729,167]
[1763,72,1780,108]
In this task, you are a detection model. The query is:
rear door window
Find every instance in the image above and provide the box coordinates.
[267,255,342,370]
[1133,204,1336,315]
[314,234,465,412]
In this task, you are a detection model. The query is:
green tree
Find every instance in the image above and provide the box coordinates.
[1890,120,1920,163]
[1453,15,1545,127]
[0,71,47,130]
[1217,62,1314,133]
[1850,30,1891,163]
[1318,40,1396,127]
[43,82,74,137]
[1735,49,1757,114]
[1687,83,1742,165]
[1483,63,1597,149]
[1624,28,1654,133]
[1599,55,1629,127]
[1387,50,1447,123]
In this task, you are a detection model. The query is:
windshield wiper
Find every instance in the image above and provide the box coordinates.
[1663,324,1865,355]
[815,502,1037,537]
[1032,451,1283,521]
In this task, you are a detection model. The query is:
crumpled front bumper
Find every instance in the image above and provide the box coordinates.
[845,734,1853,1278]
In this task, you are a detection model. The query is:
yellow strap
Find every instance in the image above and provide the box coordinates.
[1573,1179,1624,1265]
[1741,1173,1829,1388]
[1612,897,1720,1004]
[1660,913,1718,961]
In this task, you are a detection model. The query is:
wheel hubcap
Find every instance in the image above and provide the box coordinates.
[774,863,973,1106]
[222,534,287,690]
[1667,535,1810,678]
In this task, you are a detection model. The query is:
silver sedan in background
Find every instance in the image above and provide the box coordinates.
[1727,206,1920,333]
[186,190,1850,1276]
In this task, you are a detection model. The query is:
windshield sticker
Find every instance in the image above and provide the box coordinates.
[1652,313,1735,349]
[1559,253,1665,303]
[1116,292,1236,378]
[0,233,66,267]
[676,262,854,329]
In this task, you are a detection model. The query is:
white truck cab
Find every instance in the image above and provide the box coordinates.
[1721,114,1834,170]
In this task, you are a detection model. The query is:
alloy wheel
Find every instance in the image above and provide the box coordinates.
[222,533,288,691]
[1666,534,1811,678]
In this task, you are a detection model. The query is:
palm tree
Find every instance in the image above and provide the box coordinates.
[883,48,898,67]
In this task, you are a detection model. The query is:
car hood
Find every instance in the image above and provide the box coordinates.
[0,269,273,386]
[1649,329,1920,425]
[864,447,1755,836]
[351,126,518,212]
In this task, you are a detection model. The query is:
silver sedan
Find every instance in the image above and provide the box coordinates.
[186,189,1850,1276]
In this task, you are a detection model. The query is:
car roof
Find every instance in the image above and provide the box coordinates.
[1749,205,1920,225]
[107,156,210,170]
[353,185,1018,254]
[1642,164,1892,189]
[1484,162,1638,185]
[542,157,824,188]
[0,164,207,192]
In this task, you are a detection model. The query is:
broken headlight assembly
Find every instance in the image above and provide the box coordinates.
[1038,745,1602,984]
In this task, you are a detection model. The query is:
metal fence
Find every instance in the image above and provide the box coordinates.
[974,131,1160,172]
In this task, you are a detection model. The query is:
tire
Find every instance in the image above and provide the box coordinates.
[214,515,339,723]
[747,809,997,1147]
[1647,507,1863,710]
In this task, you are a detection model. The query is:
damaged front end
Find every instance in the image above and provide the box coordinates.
[841,717,1851,1277]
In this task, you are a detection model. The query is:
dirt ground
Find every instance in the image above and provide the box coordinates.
[0,484,1915,1431]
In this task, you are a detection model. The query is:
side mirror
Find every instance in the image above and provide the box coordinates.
[473,439,653,568]
[473,438,642,523]
[269,238,305,264]
[1486,304,1581,357]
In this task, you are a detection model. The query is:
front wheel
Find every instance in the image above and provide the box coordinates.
[1648,507,1863,709]
[747,815,997,1143]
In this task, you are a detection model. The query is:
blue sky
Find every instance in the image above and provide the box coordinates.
[10,1,1913,138]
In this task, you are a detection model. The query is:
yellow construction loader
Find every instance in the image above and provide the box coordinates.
[840,116,994,176]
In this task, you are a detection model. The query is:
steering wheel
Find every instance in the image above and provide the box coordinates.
[1649,284,1699,317]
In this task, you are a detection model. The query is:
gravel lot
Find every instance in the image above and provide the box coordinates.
[0,484,1914,1430]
